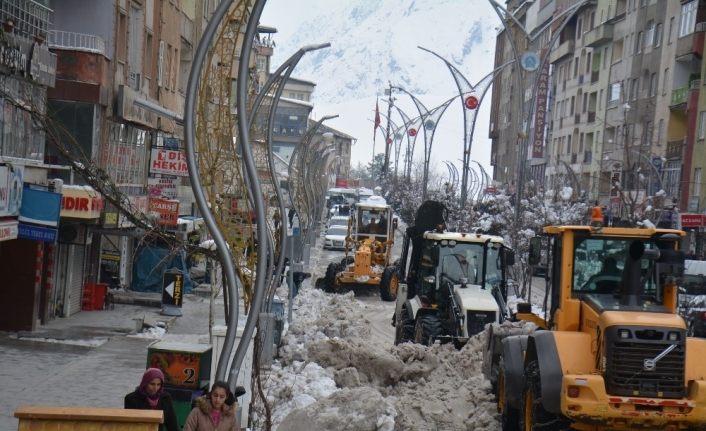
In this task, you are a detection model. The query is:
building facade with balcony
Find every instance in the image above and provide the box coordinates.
[47,0,194,312]
[489,0,530,190]
[0,0,61,330]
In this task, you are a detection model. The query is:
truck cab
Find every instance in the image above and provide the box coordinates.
[395,230,514,346]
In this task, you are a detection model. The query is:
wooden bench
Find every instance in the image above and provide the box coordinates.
[15,405,163,431]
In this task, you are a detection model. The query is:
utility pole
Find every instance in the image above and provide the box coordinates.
[382,82,394,181]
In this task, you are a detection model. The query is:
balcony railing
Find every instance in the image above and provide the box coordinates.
[666,139,685,159]
[550,39,575,64]
[671,86,688,106]
[0,0,51,40]
[676,26,705,61]
[585,22,614,47]
[48,30,106,55]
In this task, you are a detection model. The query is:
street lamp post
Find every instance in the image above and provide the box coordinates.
[390,85,454,200]
[184,0,249,385]
[418,45,514,216]
[249,43,330,312]
[288,116,339,249]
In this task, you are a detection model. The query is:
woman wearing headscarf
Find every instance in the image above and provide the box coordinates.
[124,367,179,431]
[183,380,239,431]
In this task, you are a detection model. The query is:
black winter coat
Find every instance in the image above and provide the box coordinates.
[124,390,179,431]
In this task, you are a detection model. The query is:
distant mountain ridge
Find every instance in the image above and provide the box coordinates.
[270,0,499,102]
[264,0,500,170]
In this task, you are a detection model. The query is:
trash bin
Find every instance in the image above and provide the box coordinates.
[82,282,108,311]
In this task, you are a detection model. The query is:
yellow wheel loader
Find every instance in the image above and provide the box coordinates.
[483,208,706,430]
[324,199,399,301]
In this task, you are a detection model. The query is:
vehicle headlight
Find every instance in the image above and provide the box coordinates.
[618,329,631,339]
[668,331,680,341]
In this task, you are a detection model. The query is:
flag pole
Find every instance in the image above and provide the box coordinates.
[372,97,381,182]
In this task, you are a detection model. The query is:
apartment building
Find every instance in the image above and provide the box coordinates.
[490,0,706,251]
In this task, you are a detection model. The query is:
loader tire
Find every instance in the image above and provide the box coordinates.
[498,358,519,431]
[520,360,566,431]
[324,263,338,293]
[395,304,415,345]
[413,313,443,346]
[379,266,399,301]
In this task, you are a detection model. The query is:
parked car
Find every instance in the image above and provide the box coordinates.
[323,225,348,250]
[326,215,350,229]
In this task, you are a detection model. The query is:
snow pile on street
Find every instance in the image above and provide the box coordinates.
[127,325,167,339]
[253,287,501,430]
[14,335,108,347]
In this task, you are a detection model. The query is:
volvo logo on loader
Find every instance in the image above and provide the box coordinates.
[643,344,677,371]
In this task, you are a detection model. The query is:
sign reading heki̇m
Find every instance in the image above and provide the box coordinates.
[150,148,188,176]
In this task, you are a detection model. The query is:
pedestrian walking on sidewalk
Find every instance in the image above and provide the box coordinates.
[183,380,239,431]
[124,367,179,431]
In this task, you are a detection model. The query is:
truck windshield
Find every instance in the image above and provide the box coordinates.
[572,237,660,304]
[439,243,486,285]
[355,208,389,238]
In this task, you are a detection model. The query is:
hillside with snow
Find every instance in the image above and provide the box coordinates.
[261,0,501,174]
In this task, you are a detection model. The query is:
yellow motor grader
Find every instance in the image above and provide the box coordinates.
[483,208,706,430]
[324,199,398,301]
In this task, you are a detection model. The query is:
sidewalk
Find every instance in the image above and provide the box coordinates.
[0,289,220,430]
[0,240,319,431]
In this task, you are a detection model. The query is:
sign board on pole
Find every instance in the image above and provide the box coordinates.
[161,269,184,316]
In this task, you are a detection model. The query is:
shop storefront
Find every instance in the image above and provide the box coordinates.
[681,213,706,259]
[56,186,103,316]
[0,177,61,331]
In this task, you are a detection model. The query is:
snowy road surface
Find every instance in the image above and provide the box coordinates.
[251,225,502,430]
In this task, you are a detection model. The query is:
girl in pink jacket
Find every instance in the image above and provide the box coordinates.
[183,381,239,431]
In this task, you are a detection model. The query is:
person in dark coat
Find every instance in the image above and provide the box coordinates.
[124,367,179,431]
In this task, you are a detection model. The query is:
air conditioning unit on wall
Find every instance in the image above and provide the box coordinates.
[48,178,63,194]
[59,224,92,245]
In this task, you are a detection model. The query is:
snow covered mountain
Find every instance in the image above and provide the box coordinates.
[261,0,501,174]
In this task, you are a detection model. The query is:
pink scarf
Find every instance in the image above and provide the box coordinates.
[147,397,159,408]
[210,409,221,426]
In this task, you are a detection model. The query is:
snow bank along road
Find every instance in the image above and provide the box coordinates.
[252,229,502,430]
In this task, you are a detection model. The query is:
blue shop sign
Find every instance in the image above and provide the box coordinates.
[19,186,62,227]
[18,223,57,242]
